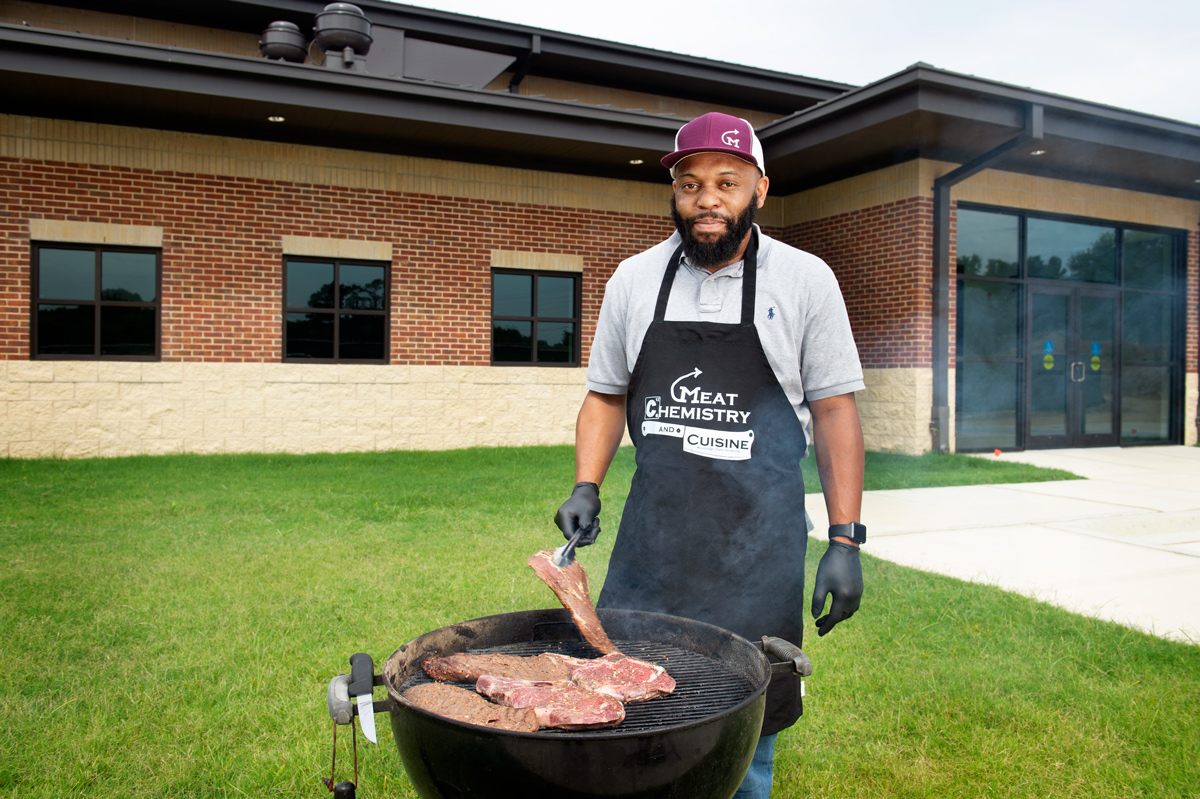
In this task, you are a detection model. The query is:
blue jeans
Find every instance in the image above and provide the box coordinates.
[734,734,777,799]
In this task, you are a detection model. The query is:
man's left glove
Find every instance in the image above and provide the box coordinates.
[811,540,863,636]
[553,482,602,546]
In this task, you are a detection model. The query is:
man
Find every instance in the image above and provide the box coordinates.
[554,112,866,799]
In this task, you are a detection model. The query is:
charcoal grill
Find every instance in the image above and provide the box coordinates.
[326,607,810,799]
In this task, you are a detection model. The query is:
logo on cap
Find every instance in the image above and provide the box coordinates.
[661,111,766,175]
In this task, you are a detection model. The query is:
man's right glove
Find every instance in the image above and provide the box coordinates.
[553,481,602,546]
[810,540,863,636]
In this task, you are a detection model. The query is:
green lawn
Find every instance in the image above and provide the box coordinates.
[1,447,1195,799]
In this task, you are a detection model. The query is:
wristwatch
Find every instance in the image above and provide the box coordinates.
[828,522,867,545]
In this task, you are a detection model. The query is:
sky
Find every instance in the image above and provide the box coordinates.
[387,0,1200,126]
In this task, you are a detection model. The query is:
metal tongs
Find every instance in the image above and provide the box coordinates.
[552,519,598,568]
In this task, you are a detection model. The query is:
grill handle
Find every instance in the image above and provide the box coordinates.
[760,636,813,677]
[327,674,355,725]
[327,672,393,724]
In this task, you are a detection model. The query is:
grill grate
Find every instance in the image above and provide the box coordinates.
[399,639,757,735]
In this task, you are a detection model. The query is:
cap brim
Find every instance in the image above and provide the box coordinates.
[661,147,762,173]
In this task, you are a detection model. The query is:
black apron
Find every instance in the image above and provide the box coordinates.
[597,232,808,735]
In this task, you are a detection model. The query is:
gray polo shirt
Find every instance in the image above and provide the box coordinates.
[586,226,864,445]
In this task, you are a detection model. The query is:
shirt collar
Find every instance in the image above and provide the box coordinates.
[680,253,744,278]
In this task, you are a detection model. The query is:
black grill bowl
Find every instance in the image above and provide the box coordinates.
[383,608,769,799]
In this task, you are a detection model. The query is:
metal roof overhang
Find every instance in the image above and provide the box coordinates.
[44,0,852,114]
[760,65,1200,201]
[3,25,1198,202]
[0,24,692,183]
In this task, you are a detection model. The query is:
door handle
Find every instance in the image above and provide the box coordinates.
[1071,361,1085,382]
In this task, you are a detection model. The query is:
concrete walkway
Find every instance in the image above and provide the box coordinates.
[808,446,1200,644]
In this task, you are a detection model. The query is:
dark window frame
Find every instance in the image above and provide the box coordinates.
[30,242,163,361]
[954,203,1187,451]
[490,268,582,367]
[282,256,391,364]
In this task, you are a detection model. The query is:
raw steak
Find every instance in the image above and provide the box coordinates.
[422,652,571,683]
[475,675,625,729]
[527,549,620,655]
[403,682,539,732]
[547,652,677,703]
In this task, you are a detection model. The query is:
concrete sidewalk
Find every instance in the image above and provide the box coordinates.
[808,446,1200,644]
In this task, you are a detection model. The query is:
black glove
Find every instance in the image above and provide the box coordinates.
[553,482,602,546]
[811,540,863,636]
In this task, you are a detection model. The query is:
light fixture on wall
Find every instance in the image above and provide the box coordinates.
[1029,149,1048,156]
[268,115,286,123]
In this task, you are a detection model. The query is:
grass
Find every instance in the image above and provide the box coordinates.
[1,446,1195,799]
[805,450,1081,493]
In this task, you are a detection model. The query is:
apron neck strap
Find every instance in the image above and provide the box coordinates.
[654,229,759,325]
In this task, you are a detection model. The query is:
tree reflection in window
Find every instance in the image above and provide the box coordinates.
[33,245,159,359]
[284,259,387,362]
[1028,221,1117,283]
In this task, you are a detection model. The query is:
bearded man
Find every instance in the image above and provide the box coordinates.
[553,112,867,799]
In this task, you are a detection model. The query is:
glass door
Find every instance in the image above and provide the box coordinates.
[1028,287,1118,448]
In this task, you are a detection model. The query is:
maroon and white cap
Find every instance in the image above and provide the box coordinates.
[661,112,765,176]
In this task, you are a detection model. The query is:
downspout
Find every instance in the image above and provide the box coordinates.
[930,103,1044,453]
[509,34,541,93]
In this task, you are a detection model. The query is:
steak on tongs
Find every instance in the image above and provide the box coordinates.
[527,549,619,655]
[527,549,676,703]
[476,675,625,729]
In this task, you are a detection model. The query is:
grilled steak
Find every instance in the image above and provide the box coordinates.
[547,653,677,703]
[402,682,539,733]
[422,652,571,683]
[475,675,625,729]
[527,549,620,655]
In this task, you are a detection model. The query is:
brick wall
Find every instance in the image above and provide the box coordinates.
[0,156,672,365]
[0,140,679,457]
[1187,228,1199,377]
[3,116,1196,456]
[775,197,935,370]
[1188,228,1199,445]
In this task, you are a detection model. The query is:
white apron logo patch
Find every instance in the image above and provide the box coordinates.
[642,368,754,461]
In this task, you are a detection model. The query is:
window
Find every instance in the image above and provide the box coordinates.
[954,206,1184,450]
[491,270,580,366]
[1027,218,1117,283]
[283,258,388,362]
[32,244,161,360]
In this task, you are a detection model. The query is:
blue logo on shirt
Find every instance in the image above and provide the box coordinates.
[767,306,775,320]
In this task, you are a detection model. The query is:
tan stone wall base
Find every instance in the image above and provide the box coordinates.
[1186,372,1198,447]
[4,359,1185,458]
[856,367,933,455]
[0,362,589,458]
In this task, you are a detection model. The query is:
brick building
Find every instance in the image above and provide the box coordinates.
[2,0,1198,458]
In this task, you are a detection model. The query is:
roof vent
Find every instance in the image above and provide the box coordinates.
[314,3,372,72]
[259,21,307,62]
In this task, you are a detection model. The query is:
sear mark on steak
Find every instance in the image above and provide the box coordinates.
[527,549,620,655]
[475,675,625,730]
[403,682,539,733]
[547,653,677,703]
[421,652,571,683]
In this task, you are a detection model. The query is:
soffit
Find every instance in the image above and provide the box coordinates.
[760,66,1200,202]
